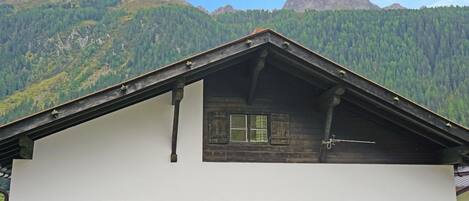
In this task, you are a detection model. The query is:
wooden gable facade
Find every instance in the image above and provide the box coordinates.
[203,60,442,164]
[0,29,468,174]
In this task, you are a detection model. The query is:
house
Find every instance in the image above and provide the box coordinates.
[0,29,468,201]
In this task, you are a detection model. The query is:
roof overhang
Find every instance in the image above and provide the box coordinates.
[0,29,468,168]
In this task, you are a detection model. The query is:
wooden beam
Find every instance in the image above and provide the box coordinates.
[344,96,451,147]
[0,32,270,144]
[267,59,330,89]
[455,171,469,177]
[267,36,469,143]
[317,86,345,112]
[170,82,184,163]
[317,86,345,163]
[17,135,33,160]
[438,146,469,164]
[269,46,465,144]
[270,56,454,150]
[247,50,268,105]
[0,36,267,168]
[272,58,452,148]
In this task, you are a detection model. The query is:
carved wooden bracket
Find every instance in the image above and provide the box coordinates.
[171,81,184,163]
[317,86,345,163]
[247,50,269,105]
[18,134,34,160]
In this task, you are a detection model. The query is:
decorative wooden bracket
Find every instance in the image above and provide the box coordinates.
[438,146,469,165]
[317,86,345,163]
[171,81,184,163]
[247,50,269,105]
[18,134,34,160]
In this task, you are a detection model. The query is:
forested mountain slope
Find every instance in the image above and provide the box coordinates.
[283,0,380,11]
[0,3,468,127]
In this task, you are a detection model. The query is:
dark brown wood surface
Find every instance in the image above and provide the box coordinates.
[203,62,444,164]
[0,29,466,169]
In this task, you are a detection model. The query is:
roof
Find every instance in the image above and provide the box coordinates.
[0,29,468,168]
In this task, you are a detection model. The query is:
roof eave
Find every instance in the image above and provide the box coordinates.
[0,28,467,146]
[0,30,272,144]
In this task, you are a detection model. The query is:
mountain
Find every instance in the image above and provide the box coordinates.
[283,0,380,11]
[119,0,187,11]
[0,4,468,128]
[0,0,188,10]
[430,0,469,7]
[0,0,58,8]
[383,3,406,10]
[212,5,236,15]
[196,5,209,14]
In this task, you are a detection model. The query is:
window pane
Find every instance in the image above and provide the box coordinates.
[250,129,268,143]
[250,115,267,129]
[231,129,247,142]
[231,114,246,128]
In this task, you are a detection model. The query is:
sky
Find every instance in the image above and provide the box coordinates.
[187,0,469,12]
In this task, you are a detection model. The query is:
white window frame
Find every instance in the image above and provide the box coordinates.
[229,114,269,143]
[230,114,248,142]
[249,115,268,143]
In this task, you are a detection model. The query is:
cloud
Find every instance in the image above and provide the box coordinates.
[429,0,469,7]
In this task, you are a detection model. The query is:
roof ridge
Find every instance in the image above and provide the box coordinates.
[0,28,467,145]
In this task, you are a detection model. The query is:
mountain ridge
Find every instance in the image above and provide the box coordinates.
[384,3,406,10]
[0,0,188,9]
[0,4,468,128]
[283,0,380,11]
[212,5,236,15]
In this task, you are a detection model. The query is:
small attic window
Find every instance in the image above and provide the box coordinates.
[230,114,268,143]
[230,114,248,142]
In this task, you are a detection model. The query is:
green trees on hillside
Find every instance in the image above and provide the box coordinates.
[0,3,107,99]
[0,5,468,127]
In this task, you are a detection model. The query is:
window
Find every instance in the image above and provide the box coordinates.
[230,114,268,143]
[230,114,247,142]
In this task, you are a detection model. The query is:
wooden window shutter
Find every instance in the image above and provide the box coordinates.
[270,113,290,145]
[208,112,229,144]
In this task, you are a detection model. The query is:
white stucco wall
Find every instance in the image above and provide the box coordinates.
[10,80,456,201]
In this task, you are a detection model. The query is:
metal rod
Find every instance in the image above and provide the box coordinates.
[333,139,376,144]
[322,135,376,150]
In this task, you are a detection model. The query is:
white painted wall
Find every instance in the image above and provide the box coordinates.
[10,80,457,201]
